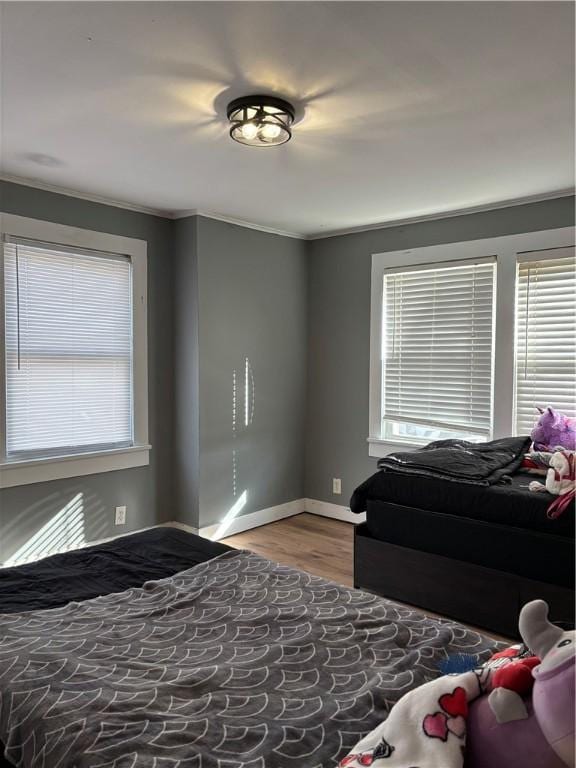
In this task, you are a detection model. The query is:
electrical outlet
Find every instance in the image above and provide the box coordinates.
[115,505,127,525]
[332,478,342,495]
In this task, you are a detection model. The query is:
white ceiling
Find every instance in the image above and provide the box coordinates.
[1,2,574,236]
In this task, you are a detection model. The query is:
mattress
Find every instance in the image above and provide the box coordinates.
[352,470,573,539]
[365,500,574,588]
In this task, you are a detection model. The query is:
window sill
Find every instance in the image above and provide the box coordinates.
[0,445,151,489]
[367,437,422,458]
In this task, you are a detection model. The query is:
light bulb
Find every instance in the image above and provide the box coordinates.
[260,123,282,140]
[240,122,258,140]
[228,96,294,146]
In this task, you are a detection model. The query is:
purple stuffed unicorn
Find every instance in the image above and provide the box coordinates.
[531,407,576,451]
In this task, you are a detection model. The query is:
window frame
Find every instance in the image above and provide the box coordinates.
[0,214,150,488]
[368,227,575,458]
[514,247,576,436]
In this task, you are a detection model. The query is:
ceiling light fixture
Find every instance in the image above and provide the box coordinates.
[227,95,295,147]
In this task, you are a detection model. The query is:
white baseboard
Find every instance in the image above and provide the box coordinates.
[89,502,362,547]
[304,498,365,524]
[1,500,363,567]
[84,521,199,547]
[199,497,364,541]
[199,498,305,541]
[166,521,199,535]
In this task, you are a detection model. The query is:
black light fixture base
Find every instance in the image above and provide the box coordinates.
[226,95,295,121]
[227,94,295,147]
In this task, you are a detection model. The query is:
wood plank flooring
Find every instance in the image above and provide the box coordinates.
[222,513,354,586]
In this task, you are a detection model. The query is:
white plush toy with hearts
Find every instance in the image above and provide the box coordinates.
[530,450,575,496]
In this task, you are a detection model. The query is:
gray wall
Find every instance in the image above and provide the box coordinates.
[173,216,200,529]
[0,185,308,550]
[0,181,175,563]
[0,180,573,555]
[305,196,576,505]
[174,216,308,529]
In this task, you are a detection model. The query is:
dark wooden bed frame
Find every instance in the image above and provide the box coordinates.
[354,521,575,638]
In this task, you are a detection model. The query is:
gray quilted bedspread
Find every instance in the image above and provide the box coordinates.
[0,550,499,768]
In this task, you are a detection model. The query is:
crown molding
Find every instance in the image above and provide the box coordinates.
[306,188,575,240]
[0,173,171,218]
[0,174,305,238]
[2,173,573,241]
[174,208,305,240]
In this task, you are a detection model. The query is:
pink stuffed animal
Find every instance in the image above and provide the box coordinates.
[531,407,576,451]
[466,600,575,768]
[338,601,574,768]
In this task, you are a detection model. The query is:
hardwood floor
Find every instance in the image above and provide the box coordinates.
[222,513,354,586]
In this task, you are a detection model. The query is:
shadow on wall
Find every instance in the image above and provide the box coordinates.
[0,486,108,566]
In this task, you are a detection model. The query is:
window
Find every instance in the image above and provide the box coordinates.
[369,228,574,456]
[4,239,133,457]
[1,215,149,488]
[515,250,576,434]
[382,260,495,443]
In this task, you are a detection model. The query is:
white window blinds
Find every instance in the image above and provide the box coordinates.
[3,238,133,458]
[383,260,495,438]
[515,250,576,435]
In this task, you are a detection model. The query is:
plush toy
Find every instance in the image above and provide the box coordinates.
[544,451,575,496]
[480,643,540,697]
[338,601,574,768]
[466,600,575,768]
[522,450,554,475]
[529,449,575,519]
[531,406,576,451]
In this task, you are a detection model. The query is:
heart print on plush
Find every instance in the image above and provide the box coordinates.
[439,687,468,718]
[447,715,466,738]
[423,712,449,741]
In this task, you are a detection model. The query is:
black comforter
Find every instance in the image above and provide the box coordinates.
[0,526,229,614]
[376,436,531,485]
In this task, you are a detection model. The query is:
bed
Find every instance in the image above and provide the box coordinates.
[0,527,501,768]
[352,470,575,637]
